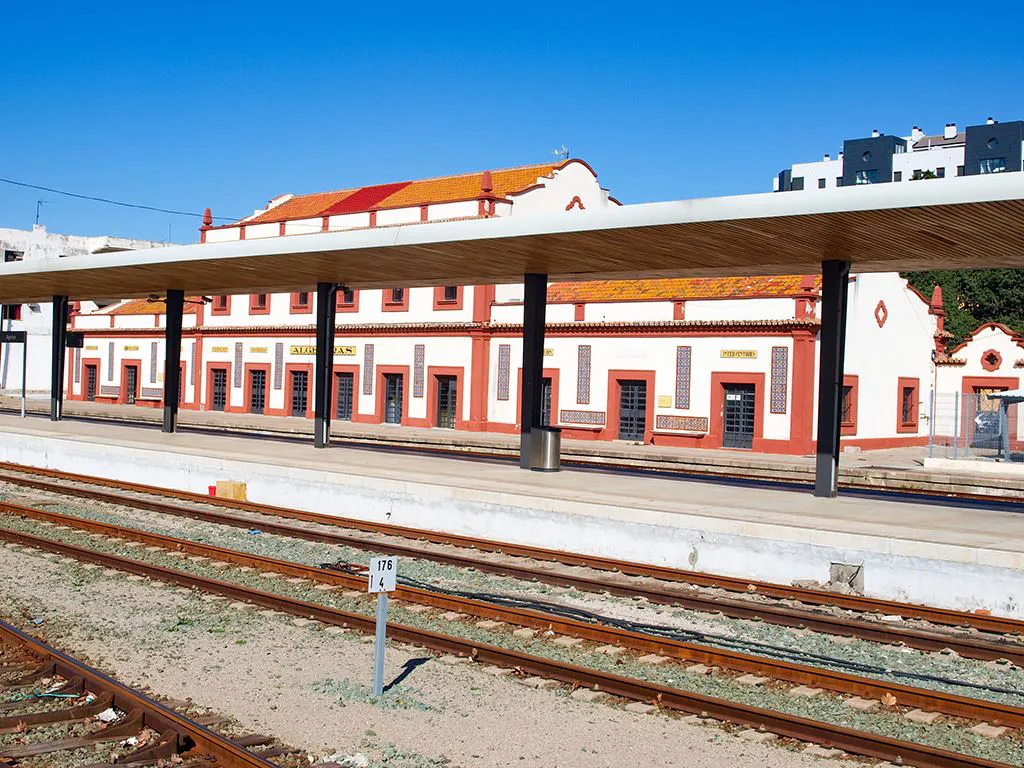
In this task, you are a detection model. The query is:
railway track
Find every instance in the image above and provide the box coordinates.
[0,517,1015,768]
[0,463,1020,666]
[0,618,279,767]
[0,497,1020,731]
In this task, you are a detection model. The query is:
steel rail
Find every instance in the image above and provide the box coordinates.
[0,618,277,767]
[0,461,1019,638]
[0,524,1012,768]
[3,498,1021,730]
[1,468,1020,667]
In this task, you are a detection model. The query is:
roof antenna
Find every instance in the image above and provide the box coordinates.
[35,199,48,226]
[552,145,569,161]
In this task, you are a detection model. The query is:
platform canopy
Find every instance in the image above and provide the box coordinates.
[1,174,1023,303]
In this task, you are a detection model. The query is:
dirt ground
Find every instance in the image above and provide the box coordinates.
[0,543,847,768]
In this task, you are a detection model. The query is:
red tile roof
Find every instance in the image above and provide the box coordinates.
[547,275,821,303]
[105,298,201,316]
[242,162,563,225]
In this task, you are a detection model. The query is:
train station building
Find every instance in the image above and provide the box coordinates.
[52,152,1019,455]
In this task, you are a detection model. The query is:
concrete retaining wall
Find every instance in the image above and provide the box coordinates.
[1,430,1021,619]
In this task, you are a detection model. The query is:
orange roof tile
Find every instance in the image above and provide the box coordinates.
[547,276,821,303]
[243,162,561,225]
[106,298,201,316]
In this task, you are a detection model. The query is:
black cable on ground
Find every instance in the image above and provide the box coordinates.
[320,560,1024,700]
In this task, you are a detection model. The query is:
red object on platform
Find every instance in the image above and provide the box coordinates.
[208,485,217,496]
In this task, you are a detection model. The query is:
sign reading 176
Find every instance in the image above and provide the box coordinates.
[368,556,397,593]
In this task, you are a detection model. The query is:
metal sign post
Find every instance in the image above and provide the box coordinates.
[367,555,397,698]
[0,331,28,418]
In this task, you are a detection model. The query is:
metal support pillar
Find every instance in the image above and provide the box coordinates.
[313,282,337,448]
[519,273,548,469]
[50,295,69,421]
[162,290,185,433]
[814,260,851,498]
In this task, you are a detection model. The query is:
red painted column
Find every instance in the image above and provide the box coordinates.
[790,330,817,454]
[468,285,495,431]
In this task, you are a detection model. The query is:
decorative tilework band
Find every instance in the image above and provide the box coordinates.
[413,344,425,397]
[233,343,243,388]
[770,346,788,414]
[190,341,197,386]
[73,348,81,384]
[273,343,284,390]
[149,342,158,383]
[496,344,511,401]
[559,409,605,425]
[107,342,115,381]
[362,344,374,395]
[654,414,709,432]
[576,345,591,405]
[675,346,691,409]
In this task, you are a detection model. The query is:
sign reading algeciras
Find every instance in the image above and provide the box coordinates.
[290,345,357,356]
[211,345,229,353]
[721,350,757,359]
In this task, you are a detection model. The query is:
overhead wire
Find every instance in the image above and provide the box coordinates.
[0,177,242,222]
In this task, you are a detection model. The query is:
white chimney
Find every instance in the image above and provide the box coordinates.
[944,123,957,139]
[911,126,924,141]
[823,153,830,161]
[871,129,880,138]
[987,116,996,125]
[838,152,844,161]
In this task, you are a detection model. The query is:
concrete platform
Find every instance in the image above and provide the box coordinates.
[0,413,1021,617]
[4,397,1023,499]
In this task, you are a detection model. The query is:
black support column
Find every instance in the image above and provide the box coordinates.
[519,273,548,469]
[162,290,185,433]
[50,295,69,421]
[814,260,851,498]
[313,282,337,448]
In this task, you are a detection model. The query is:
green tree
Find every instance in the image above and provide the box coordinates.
[902,269,1024,345]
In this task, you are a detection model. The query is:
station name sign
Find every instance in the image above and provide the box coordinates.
[290,345,357,356]
[720,349,757,359]
[0,331,26,344]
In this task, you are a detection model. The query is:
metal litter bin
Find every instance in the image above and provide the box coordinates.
[530,426,561,472]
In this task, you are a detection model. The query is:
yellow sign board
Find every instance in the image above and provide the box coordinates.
[85,345,98,351]
[123,345,139,351]
[656,395,672,408]
[210,345,229,353]
[543,348,554,356]
[721,349,757,359]
[290,345,357,356]
[249,346,268,354]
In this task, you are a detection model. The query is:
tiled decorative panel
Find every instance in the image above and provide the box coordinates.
[413,344,425,397]
[770,346,789,414]
[190,342,197,386]
[107,342,115,380]
[233,343,243,388]
[140,387,163,399]
[99,385,119,398]
[496,344,511,401]
[362,344,374,395]
[149,342,158,383]
[273,343,284,390]
[576,345,592,404]
[675,346,691,409]
[655,415,709,432]
[559,409,606,425]
[73,348,81,384]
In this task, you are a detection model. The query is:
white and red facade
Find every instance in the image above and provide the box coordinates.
[63,160,1015,455]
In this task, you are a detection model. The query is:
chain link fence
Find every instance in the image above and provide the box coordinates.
[928,391,1023,462]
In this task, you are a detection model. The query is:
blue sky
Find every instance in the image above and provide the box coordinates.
[2,2,1021,242]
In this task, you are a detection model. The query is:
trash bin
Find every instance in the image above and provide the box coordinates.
[530,426,561,472]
